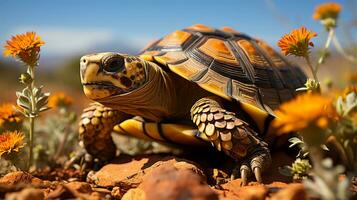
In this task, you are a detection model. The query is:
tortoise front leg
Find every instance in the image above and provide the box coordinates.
[191,96,271,185]
[78,103,130,161]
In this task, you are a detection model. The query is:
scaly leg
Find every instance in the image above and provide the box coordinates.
[191,96,271,185]
[78,102,130,161]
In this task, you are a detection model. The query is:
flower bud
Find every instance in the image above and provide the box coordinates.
[19,73,33,85]
[305,78,320,91]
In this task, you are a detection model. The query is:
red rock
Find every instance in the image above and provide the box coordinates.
[137,165,218,200]
[217,179,291,200]
[92,187,111,199]
[121,188,146,200]
[90,155,204,190]
[0,171,43,185]
[46,182,101,200]
[64,181,92,193]
[45,185,73,199]
[5,188,44,200]
[270,183,309,200]
[216,183,267,200]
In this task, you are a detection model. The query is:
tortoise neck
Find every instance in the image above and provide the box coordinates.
[98,61,177,122]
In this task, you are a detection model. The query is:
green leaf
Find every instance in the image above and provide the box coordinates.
[14,106,29,117]
[19,94,31,105]
[15,91,21,98]
[17,98,30,111]
[289,137,304,147]
[33,86,40,97]
[36,95,48,109]
[335,97,344,116]
[39,106,50,113]
[23,87,31,98]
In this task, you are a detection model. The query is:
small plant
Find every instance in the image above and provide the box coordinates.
[277,27,320,92]
[34,92,78,167]
[304,158,351,200]
[274,87,356,199]
[333,88,357,171]
[313,2,357,64]
[3,32,50,170]
[274,2,357,199]
[277,2,344,93]
[279,158,312,180]
[288,137,309,158]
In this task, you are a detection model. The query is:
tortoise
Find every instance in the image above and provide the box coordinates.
[78,24,307,184]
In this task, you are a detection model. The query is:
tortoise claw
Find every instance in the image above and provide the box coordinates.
[249,147,271,183]
[230,146,271,185]
[253,167,262,183]
[230,163,252,186]
[230,165,239,180]
[240,164,251,186]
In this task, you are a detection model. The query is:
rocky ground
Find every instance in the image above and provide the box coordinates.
[0,150,322,200]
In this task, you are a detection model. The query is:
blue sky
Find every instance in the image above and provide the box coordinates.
[0,0,355,58]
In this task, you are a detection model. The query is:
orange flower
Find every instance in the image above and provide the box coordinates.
[0,103,23,127]
[277,27,317,57]
[48,92,73,108]
[273,93,334,134]
[313,2,342,21]
[0,131,25,157]
[3,32,45,67]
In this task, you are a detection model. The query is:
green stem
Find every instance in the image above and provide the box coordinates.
[315,28,335,73]
[332,34,357,63]
[302,29,335,93]
[304,55,319,83]
[28,116,34,170]
[27,66,36,170]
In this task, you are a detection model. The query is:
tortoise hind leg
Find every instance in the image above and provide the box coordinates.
[191,96,271,185]
[78,103,131,161]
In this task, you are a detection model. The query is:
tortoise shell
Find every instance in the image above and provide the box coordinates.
[139,24,307,114]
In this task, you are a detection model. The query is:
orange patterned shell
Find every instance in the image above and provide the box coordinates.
[139,24,306,113]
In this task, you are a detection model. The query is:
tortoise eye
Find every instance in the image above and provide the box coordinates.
[103,56,125,73]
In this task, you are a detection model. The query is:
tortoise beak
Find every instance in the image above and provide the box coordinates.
[80,56,88,82]
[80,53,103,84]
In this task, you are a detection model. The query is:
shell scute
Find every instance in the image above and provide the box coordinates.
[140,25,307,112]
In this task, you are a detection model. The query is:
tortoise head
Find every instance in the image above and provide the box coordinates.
[80,52,147,100]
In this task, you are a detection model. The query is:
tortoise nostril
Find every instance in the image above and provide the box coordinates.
[82,59,87,63]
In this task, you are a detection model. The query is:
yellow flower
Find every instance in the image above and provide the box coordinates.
[0,103,23,127]
[313,2,342,21]
[277,27,317,57]
[3,32,45,67]
[48,92,73,108]
[273,93,334,134]
[0,131,25,157]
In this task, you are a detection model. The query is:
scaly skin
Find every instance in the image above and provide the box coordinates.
[78,52,274,185]
[190,96,271,185]
[78,102,130,161]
